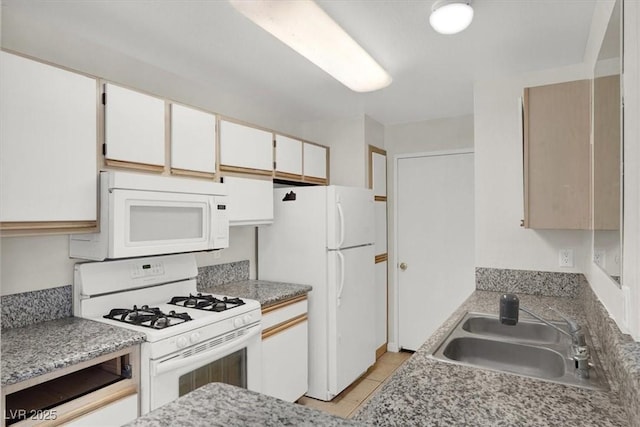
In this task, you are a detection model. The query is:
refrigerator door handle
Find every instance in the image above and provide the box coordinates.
[336,250,346,306]
[337,202,346,248]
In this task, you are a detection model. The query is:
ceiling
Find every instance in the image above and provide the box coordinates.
[1,0,598,126]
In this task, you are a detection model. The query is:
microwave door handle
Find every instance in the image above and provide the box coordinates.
[152,324,261,376]
[208,198,215,246]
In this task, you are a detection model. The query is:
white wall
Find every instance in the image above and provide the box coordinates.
[0,228,256,296]
[620,0,640,339]
[474,65,591,274]
[364,115,385,183]
[581,0,632,337]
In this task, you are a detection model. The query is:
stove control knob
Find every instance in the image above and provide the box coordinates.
[233,318,244,328]
[244,315,252,324]
[189,332,200,344]
[176,336,188,349]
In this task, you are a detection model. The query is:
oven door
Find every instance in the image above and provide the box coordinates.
[109,189,228,259]
[145,322,261,413]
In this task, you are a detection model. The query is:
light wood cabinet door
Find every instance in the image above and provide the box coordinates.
[219,120,273,175]
[0,52,97,229]
[104,83,165,168]
[275,134,303,178]
[222,176,273,226]
[523,79,591,229]
[303,142,328,182]
[170,103,216,175]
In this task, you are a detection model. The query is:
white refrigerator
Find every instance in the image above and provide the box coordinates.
[258,185,376,401]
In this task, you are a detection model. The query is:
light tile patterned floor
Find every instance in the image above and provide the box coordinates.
[296,350,413,419]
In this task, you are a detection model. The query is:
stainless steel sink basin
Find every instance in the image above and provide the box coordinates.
[442,337,566,379]
[461,315,567,344]
[429,312,608,390]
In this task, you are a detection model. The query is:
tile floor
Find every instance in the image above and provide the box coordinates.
[296,350,413,419]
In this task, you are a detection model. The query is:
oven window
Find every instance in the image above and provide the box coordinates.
[130,205,203,242]
[178,348,247,397]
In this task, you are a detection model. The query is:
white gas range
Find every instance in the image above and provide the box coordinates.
[74,253,262,415]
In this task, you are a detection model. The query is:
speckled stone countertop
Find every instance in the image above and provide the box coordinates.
[1,317,145,387]
[199,280,312,308]
[354,291,628,426]
[124,382,365,427]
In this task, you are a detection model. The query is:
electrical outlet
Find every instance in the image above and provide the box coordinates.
[593,250,605,267]
[559,249,574,268]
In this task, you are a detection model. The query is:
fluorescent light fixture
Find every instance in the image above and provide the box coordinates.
[430,0,474,35]
[230,0,392,92]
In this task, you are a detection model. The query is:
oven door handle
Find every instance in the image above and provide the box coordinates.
[152,323,261,376]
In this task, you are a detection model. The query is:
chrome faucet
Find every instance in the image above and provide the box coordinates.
[499,293,591,379]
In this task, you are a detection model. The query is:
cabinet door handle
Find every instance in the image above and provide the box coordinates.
[399,262,408,271]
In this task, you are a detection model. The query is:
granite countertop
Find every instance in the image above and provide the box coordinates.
[124,382,365,427]
[1,317,145,387]
[199,280,312,308]
[354,290,628,426]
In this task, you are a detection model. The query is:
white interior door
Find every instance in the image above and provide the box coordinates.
[397,151,475,351]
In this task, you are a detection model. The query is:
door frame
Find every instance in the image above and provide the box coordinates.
[390,148,474,352]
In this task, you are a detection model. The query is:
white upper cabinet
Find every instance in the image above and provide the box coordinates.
[219,120,273,173]
[222,176,274,226]
[104,83,165,167]
[303,143,328,181]
[170,103,216,175]
[275,134,303,177]
[0,52,97,226]
[372,151,387,198]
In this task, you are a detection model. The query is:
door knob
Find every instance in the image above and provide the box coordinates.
[399,262,407,271]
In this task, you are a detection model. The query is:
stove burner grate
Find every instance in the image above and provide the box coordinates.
[104,305,192,329]
[168,293,246,312]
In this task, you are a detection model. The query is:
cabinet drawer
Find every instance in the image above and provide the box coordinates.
[261,297,308,331]
[63,393,138,427]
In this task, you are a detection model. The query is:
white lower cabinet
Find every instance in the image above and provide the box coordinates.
[261,298,308,402]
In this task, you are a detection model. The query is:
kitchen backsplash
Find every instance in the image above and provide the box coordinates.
[581,283,640,425]
[1,285,72,329]
[197,260,250,290]
[475,267,584,298]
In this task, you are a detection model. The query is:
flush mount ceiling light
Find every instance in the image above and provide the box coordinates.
[429,0,474,35]
[229,0,392,92]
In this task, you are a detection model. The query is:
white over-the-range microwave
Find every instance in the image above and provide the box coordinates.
[70,171,229,260]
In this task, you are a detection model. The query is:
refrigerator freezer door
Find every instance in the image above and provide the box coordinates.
[327,186,375,250]
[327,244,376,399]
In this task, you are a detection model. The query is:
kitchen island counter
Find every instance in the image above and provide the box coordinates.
[199,279,312,308]
[1,316,144,387]
[353,290,629,426]
[124,382,365,427]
